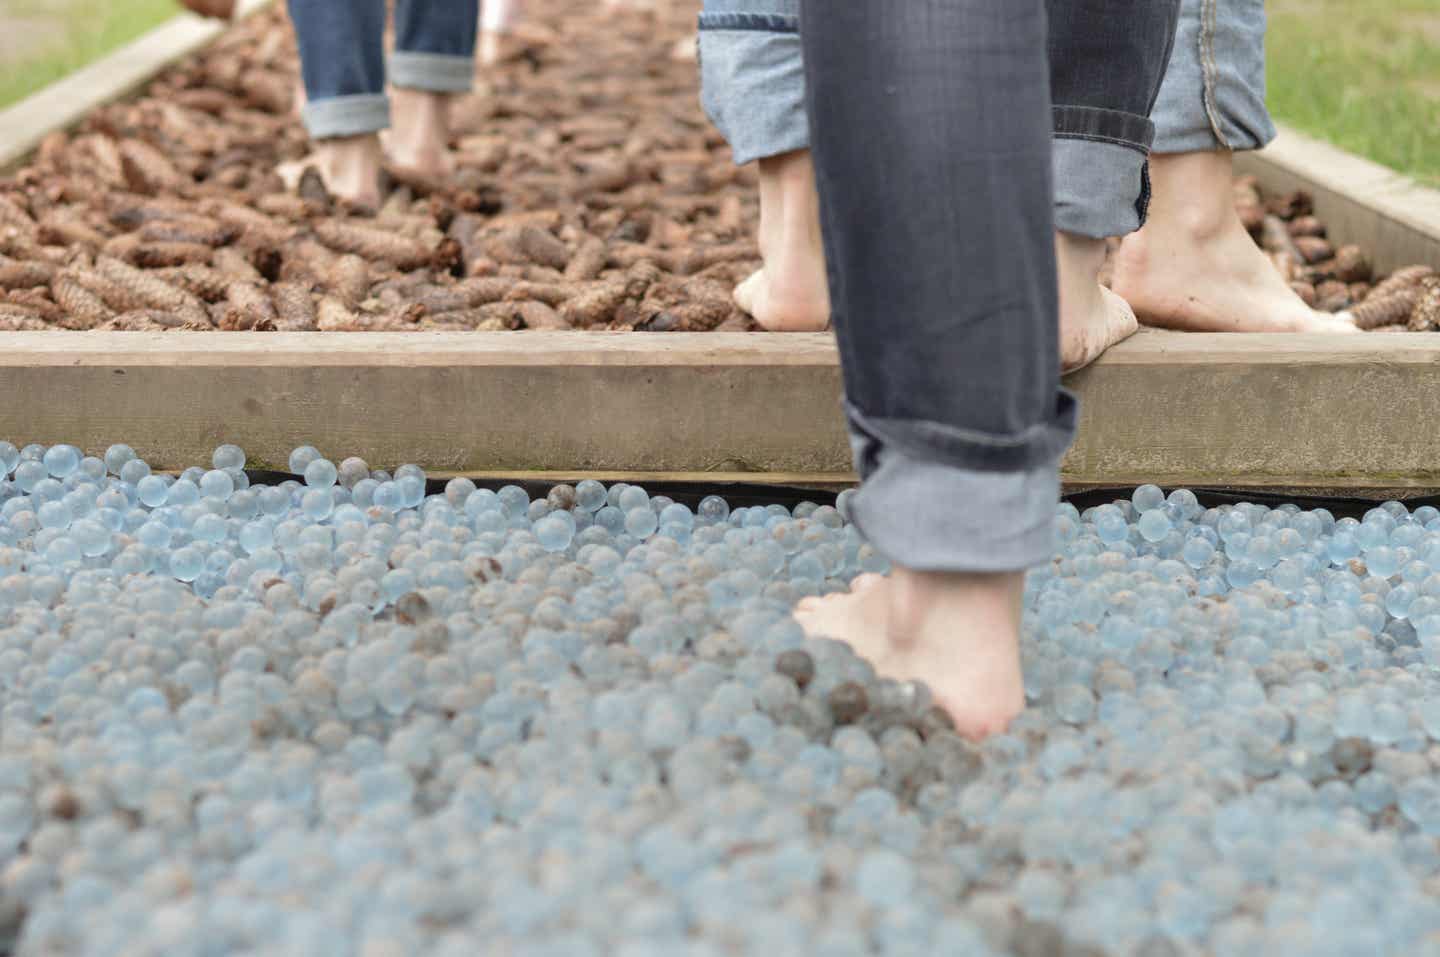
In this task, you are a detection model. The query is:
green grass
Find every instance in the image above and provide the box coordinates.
[0,0,181,109]
[1267,0,1440,185]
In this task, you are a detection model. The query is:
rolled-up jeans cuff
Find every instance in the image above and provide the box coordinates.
[1150,0,1276,153]
[1052,137,1152,239]
[845,389,1078,479]
[389,52,475,93]
[848,438,1061,573]
[698,13,808,166]
[301,94,390,140]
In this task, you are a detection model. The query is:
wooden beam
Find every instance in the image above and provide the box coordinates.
[3,329,1440,495]
[1237,124,1440,275]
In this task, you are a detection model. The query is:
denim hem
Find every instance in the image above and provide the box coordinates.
[389,52,475,93]
[1053,138,1152,238]
[301,94,390,140]
[846,444,1060,573]
[698,13,799,33]
[1052,106,1154,155]
[846,392,1078,477]
[698,27,809,166]
[1151,125,1275,155]
[1150,0,1276,155]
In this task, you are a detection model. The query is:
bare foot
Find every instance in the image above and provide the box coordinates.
[385,88,456,180]
[1111,151,1361,334]
[1057,232,1138,373]
[277,134,383,209]
[733,149,831,332]
[794,568,1027,740]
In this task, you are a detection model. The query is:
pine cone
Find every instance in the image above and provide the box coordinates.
[314,221,433,270]
[1291,236,1333,265]
[221,281,277,330]
[129,242,214,268]
[559,279,632,328]
[1332,245,1371,283]
[95,255,207,323]
[1408,278,1440,332]
[51,273,115,329]
[212,246,264,282]
[154,265,232,301]
[138,216,237,247]
[1370,265,1435,301]
[0,195,37,240]
[271,281,317,331]
[118,139,187,195]
[1346,288,1422,330]
[0,258,55,290]
[563,236,608,281]
[510,300,569,330]
[517,225,570,270]
[0,312,52,331]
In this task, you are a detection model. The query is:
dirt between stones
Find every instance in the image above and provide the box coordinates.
[0,0,1433,333]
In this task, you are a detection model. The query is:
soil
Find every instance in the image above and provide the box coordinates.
[0,0,1431,333]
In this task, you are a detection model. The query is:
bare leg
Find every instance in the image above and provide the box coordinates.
[277,134,383,208]
[384,88,455,179]
[1111,150,1359,333]
[794,569,1026,740]
[732,149,831,332]
[1057,232,1139,373]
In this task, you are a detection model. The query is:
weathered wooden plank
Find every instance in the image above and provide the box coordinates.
[2,330,1439,496]
[1237,124,1440,275]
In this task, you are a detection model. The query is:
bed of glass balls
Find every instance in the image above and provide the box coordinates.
[0,441,1439,956]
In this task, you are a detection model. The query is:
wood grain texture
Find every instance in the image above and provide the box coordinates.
[1238,124,1440,276]
[1,330,1439,494]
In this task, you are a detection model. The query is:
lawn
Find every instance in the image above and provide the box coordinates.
[0,0,181,109]
[1267,0,1440,186]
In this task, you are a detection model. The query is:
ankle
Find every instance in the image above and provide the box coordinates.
[1144,151,1244,242]
[317,135,382,174]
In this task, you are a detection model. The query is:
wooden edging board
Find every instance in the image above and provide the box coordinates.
[0,0,273,173]
[2,329,1440,496]
[1237,124,1440,276]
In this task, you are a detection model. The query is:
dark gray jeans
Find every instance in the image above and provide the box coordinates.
[800,0,1177,572]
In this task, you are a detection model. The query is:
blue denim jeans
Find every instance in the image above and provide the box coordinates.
[1150,0,1276,152]
[288,0,480,140]
[705,0,1278,240]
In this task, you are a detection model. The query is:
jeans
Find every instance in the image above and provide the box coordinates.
[1150,0,1276,153]
[288,0,480,140]
[706,0,1293,237]
[798,0,1178,573]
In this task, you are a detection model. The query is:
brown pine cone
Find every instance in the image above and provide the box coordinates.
[517,225,571,270]
[1370,265,1435,301]
[95,255,207,323]
[0,312,52,331]
[221,282,277,330]
[1408,277,1440,332]
[118,139,188,195]
[314,221,433,270]
[0,258,55,290]
[50,273,115,329]
[1346,288,1422,330]
[129,242,215,268]
[559,279,632,328]
[270,282,317,331]
[563,237,608,282]
[1332,245,1371,283]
